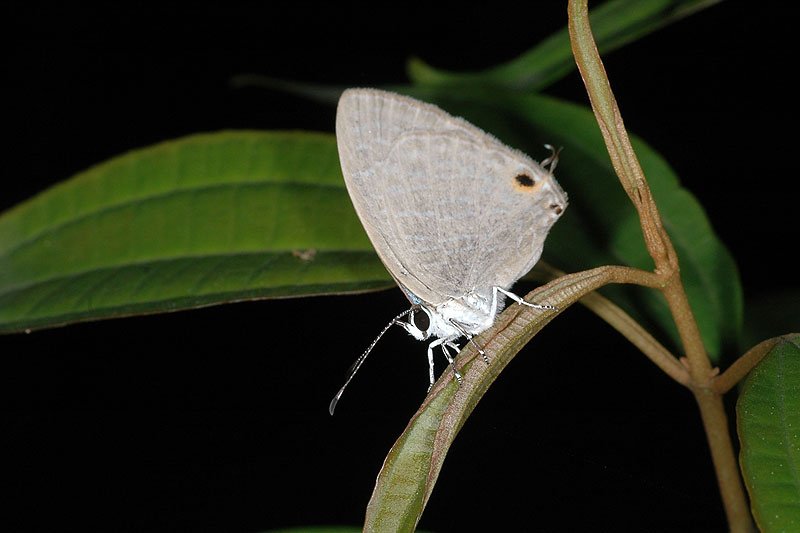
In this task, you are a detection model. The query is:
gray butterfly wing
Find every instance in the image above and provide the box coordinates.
[336,88,567,306]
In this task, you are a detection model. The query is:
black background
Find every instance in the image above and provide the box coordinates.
[4,2,798,532]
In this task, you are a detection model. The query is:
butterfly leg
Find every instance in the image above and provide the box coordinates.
[493,286,557,311]
[425,341,436,391]
[426,336,462,391]
[441,341,463,385]
[449,318,489,364]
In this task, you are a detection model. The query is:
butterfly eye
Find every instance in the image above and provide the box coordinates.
[411,307,430,332]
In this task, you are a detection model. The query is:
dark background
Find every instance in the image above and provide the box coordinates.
[4,2,797,531]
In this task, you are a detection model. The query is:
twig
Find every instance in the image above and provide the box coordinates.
[567,2,753,530]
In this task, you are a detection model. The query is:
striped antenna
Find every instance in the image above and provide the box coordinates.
[328,308,413,415]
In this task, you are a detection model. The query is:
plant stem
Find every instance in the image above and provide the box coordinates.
[694,389,754,531]
[567,1,752,529]
[660,280,752,530]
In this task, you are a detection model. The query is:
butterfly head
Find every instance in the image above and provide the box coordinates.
[406,305,433,341]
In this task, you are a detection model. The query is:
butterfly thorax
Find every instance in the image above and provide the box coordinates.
[420,289,506,340]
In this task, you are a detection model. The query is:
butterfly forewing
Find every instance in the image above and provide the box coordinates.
[336,88,567,306]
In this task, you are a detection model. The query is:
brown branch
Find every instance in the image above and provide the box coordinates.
[567,2,752,530]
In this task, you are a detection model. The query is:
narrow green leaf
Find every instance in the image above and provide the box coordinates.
[0,131,392,333]
[737,334,800,531]
[408,0,721,91]
[365,267,633,531]
[402,87,741,361]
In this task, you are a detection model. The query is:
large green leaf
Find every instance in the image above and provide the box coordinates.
[0,131,392,333]
[737,334,800,531]
[401,87,742,361]
[408,0,721,91]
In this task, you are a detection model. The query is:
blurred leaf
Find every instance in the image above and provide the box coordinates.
[737,334,800,531]
[0,131,392,333]
[401,87,741,361]
[365,267,629,530]
[230,74,346,105]
[408,0,721,91]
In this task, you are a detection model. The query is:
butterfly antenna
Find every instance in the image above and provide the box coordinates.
[541,144,563,173]
[329,308,413,415]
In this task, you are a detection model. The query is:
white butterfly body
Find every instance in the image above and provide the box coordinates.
[401,289,499,341]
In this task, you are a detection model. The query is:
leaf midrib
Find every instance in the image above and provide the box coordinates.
[0,248,379,298]
[0,179,347,259]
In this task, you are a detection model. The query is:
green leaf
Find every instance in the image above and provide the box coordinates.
[401,87,742,361]
[365,267,629,531]
[408,0,721,91]
[0,131,392,333]
[737,334,800,532]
